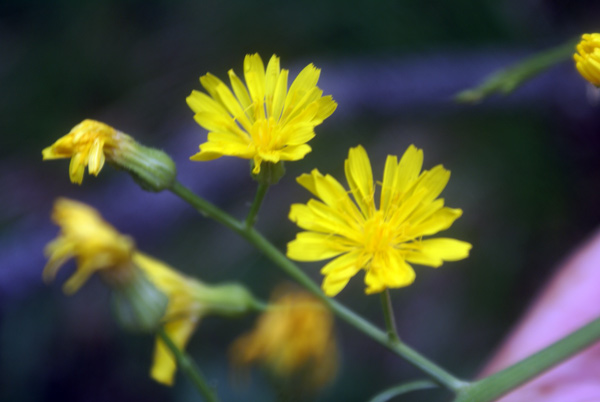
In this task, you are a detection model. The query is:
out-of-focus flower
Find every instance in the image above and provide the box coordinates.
[42,119,176,191]
[43,198,259,386]
[574,33,600,86]
[135,253,260,386]
[287,145,471,296]
[230,286,337,390]
[43,197,136,293]
[186,53,337,174]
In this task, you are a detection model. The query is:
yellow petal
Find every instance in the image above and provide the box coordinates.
[321,251,363,296]
[344,145,374,218]
[407,207,463,238]
[365,251,415,294]
[228,69,252,114]
[404,238,472,267]
[287,232,348,261]
[151,318,200,386]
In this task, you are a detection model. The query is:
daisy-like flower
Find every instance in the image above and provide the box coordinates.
[186,53,337,174]
[287,145,472,297]
[574,33,600,86]
[230,285,337,390]
[42,120,121,184]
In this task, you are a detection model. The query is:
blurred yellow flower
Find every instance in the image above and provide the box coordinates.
[574,33,600,86]
[133,252,208,386]
[230,286,337,390]
[43,198,258,386]
[42,120,121,184]
[43,197,135,294]
[287,145,471,296]
[186,53,337,174]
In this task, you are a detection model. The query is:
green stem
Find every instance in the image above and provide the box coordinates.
[381,290,401,343]
[368,380,437,402]
[453,315,600,402]
[245,182,269,229]
[169,180,467,392]
[158,328,219,402]
[456,38,578,103]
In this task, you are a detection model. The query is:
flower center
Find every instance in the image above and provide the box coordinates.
[251,117,282,153]
[362,211,395,254]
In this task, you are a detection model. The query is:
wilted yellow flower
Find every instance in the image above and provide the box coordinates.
[132,252,208,386]
[287,145,472,296]
[574,33,600,86]
[186,53,337,174]
[43,198,258,386]
[43,198,136,294]
[230,286,337,390]
[42,120,121,184]
[43,119,176,190]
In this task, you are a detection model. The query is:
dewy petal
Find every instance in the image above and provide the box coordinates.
[345,145,375,218]
[151,318,200,386]
[287,232,349,261]
[404,238,472,268]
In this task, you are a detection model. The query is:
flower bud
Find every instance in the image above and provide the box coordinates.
[251,160,285,185]
[111,269,169,333]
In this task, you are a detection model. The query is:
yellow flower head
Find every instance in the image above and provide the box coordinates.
[42,120,121,184]
[230,286,337,390]
[43,198,135,294]
[186,53,337,174]
[287,145,472,297]
[574,33,600,86]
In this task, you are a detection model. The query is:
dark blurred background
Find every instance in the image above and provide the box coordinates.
[2,1,600,401]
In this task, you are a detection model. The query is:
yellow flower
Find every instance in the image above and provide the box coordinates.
[230,286,337,390]
[574,33,600,86]
[43,198,136,294]
[287,145,472,296]
[186,53,337,174]
[42,120,121,184]
[43,198,259,386]
[132,252,208,386]
[43,119,177,190]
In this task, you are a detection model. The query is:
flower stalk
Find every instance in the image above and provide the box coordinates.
[381,290,401,344]
[245,181,270,229]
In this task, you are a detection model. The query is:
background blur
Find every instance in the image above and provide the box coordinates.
[2,1,600,401]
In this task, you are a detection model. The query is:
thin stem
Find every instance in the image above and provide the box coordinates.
[245,182,269,229]
[381,289,401,344]
[453,315,600,402]
[169,180,468,393]
[368,380,438,402]
[158,328,219,402]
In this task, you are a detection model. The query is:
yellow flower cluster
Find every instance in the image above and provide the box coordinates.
[287,145,471,296]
